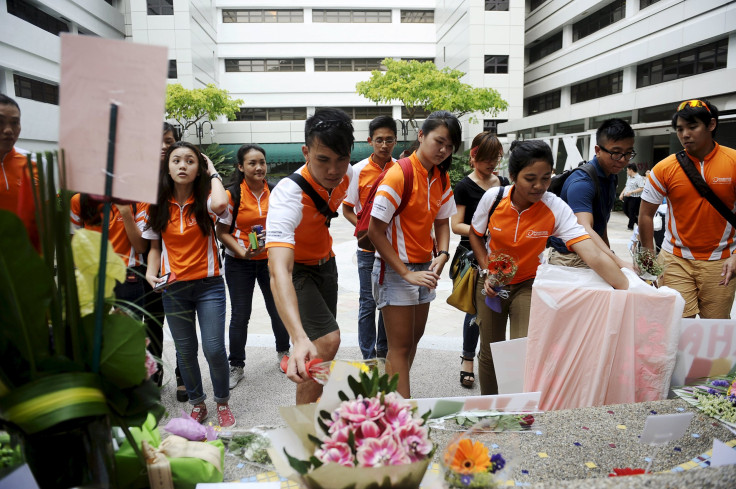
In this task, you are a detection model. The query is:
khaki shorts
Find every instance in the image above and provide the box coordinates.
[657,250,736,319]
[547,249,589,269]
[293,257,339,340]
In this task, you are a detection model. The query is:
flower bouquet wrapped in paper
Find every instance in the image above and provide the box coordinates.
[632,242,663,282]
[673,365,736,429]
[267,361,434,489]
[483,251,518,313]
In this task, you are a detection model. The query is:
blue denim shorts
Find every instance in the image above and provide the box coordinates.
[371,259,436,309]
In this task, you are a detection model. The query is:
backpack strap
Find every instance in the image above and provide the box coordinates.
[675,150,736,228]
[394,157,414,216]
[579,163,603,210]
[486,185,505,236]
[287,173,339,227]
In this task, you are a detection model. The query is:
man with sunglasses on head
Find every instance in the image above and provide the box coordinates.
[548,118,634,269]
[266,108,355,404]
[638,99,736,319]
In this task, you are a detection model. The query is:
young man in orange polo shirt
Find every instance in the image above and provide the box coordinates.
[0,94,27,215]
[266,108,354,404]
[639,99,736,318]
[342,115,397,360]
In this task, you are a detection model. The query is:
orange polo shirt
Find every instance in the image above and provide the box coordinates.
[140,195,225,281]
[70,193,145,267]
[642,143,736,260]
[0,147,31,213]
[471,187,590,284]
[219,180,270,260]
[371,152,456,263]
[265,164,353,265]
[344,154,395,214]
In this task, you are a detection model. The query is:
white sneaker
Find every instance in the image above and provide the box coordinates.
[229,366,244,389]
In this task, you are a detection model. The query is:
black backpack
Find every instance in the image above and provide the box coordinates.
[548,163,601,202]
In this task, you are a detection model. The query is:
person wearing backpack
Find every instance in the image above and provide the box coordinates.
[266,108,354,404]
[342,116,397,361]
[469,140,629,395]
[547,119,634,270]
[638,99,736,319]
[366,111,460,399]
[450,131,508,388]
[216,144,290,390]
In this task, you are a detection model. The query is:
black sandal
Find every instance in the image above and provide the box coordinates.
[176,375,188,403]
[460,356,475,388]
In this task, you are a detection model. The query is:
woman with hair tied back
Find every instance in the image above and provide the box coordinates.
[468,139,629,395]
[367,110,460,398]
[450,131,509,389]
[216,144,290,390]
[142,141,236,428]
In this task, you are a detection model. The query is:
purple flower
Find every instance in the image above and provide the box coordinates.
[395,423,432,462]
[337,396,385,424]
[708,388,718,395]
[490,453,506,473]
[460,474,473,486]
[356,435,409,467]
[711,379,730,387]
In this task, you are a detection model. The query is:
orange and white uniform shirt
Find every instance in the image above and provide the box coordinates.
[1,147,31,213]
[219,180,270,261]
[371,152,456,264]
[265,164,353,265]
[471,187,590,284]
[140,195,226,281]
[70,193,145,267]
[642,143,736,260]
[344,154,396,215]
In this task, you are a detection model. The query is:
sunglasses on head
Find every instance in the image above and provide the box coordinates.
[677,100,711,113]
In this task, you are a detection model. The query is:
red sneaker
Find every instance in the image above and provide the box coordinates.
[190,403,208,424]
[217,403,236,428]
[279,354,289,374]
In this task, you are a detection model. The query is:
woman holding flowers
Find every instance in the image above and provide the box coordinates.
[468,140,628,395]
[367,110,459,398]
[143,141,236,428]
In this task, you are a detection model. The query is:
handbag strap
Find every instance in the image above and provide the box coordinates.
[675,150,736,228]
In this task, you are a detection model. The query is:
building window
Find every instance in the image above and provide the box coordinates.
[13,74,59,105]
[529,31,562,64]
[573,0,625,42]
[168,60,177,79]
[7,0,69,36]
[483,119,508,136]
[147,0,173,15]
[233,107,307,121]
[401,10,434,23]
[313,9,391,23]
[314,58,385,72]
[485,0,510,11]
[525,90,561,116]
[222,9,303,23]
[401,106,430,119]
[225,59,306,72]
[571,71,623,104]
[484,55,509,74]
[636,38,728,88]
[530,0,547,12]
[640,0,662,9]
[333,107,393,120]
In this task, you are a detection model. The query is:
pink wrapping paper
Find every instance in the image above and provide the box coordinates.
[523,265,684,411]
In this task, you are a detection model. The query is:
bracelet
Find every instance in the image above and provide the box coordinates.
[438,250,450,259]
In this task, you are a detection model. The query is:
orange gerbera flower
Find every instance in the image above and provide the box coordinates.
[443,439,490,474]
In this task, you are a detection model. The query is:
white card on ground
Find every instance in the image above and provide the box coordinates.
[490,337,527,394]
[640,412,694,445]
[711,438,736,467]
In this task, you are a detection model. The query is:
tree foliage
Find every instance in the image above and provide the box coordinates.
[165,83,243,129]
[356,59,508,124]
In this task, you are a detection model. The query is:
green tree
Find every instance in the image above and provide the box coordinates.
[165,83,243,138]
[356,58,508,126]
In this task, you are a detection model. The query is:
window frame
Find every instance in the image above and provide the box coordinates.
[146,0,173,16]
[225,58,306,73]
[525,90,561,116]
[529,31,562,64]
[312,9,391,23]
[484,55,509,74]
[13,73,59,105]
[400,10,434,23]
[570,71,623,104]
[233,107,308,121]
[572,0,625,42]
[636,38,728,88]
[222,9,303,23]
[6,0,70,36]
[484,0,510,11]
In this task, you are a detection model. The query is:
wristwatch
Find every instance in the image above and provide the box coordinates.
[438,250,450,259]
[210,173,222,181]
[478,269,489,278]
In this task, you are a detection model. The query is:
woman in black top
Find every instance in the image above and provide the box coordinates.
[450,132,507,388]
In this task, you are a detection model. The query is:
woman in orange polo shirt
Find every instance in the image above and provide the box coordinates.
[367,110,460,398]
[468,140,629,395]
[216,144,289,389]
[143,141,235,428]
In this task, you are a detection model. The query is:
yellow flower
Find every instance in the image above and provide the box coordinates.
[444,439,490,474]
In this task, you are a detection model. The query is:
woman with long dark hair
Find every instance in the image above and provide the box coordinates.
[216,144,290,389]
[367,110,460,398]
[143,141,235,427]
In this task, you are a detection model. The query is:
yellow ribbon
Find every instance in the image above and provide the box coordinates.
[142,435,223,489]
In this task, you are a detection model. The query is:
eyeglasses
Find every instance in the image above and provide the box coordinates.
[307,119,352,135]
[598,144,636,161]
[677,100,711,113]
[373,138,396,145]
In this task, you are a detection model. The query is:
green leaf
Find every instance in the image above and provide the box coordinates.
[97,314,147,388]
[284,448,311,475]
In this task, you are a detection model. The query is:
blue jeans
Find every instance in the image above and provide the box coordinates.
[357,250,387,359]
[162,276,229,405]
[462,313,479,359]
[224,255,290,368]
